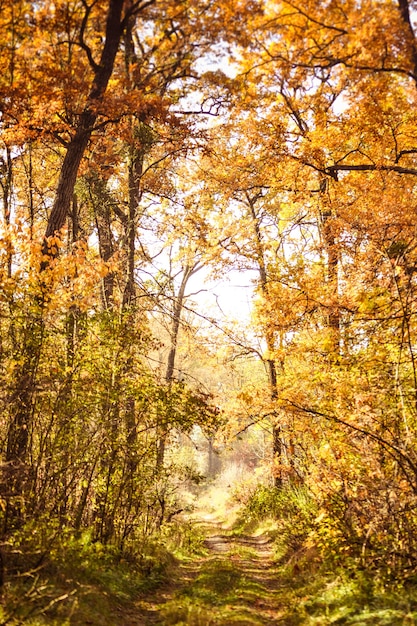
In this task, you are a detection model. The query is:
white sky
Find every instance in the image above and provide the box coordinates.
[184,267,257,328]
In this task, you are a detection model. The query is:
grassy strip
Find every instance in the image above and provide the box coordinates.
[278,564,417,625]
[159,555,277,625]
[155,544,417,625]
[3,497,417,625]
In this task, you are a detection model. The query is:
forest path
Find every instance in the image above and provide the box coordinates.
[130,512,286,625]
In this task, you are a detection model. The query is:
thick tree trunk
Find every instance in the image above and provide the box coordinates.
[44,126,92,241]
[44,0,124,247]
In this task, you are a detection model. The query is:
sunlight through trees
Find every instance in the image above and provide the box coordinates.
[2,0,417,622]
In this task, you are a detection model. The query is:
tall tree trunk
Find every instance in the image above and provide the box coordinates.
[122,141,143,307]
[58,194,85,520]
[1,146,13,277]
[122,142,143,474]
[43,0,124,247]
[90,175,117,309]
[319,178,340,357]
[156,262,201,469]
[4,0,126,532]
[246,193,283,487]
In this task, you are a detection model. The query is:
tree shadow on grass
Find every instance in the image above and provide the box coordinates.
[134,523,287,626]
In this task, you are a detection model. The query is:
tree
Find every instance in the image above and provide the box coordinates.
[0,0,237,549]
[213,0,417,572]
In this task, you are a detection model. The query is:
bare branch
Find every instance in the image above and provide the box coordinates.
[326,163,417,177]
[283,0,348,34]
[395,148,417,163]
[79,0,100,71]
[286,400,417,490]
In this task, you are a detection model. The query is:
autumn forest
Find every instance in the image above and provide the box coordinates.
[2,0,417,623]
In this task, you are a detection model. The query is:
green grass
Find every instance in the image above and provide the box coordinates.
[271,565,417,625]
[155,526,417,626]
[158,546,283,625]
[0,530,175,626]
[3,498,417,626]
[159,563,271,625]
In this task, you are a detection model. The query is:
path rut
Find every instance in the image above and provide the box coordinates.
[129,519,285,625]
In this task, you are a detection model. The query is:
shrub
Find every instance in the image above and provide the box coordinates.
[239,484,318,558]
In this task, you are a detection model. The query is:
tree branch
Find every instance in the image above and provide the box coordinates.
[286,400,417,490]
[79,0,100,71]
[325,163,417,177]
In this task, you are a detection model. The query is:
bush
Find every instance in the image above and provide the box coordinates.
[239,484,318,558]
[0,521,176,625]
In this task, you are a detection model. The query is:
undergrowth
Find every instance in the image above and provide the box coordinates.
[233,482,318,559]
[0,519,204,626]
[4,485,417,625]
[232,483,417,625]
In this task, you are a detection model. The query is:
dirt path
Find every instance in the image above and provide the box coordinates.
[115,511,417,626]
[130,518,286,625]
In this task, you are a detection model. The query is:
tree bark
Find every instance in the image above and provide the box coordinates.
[44,0,125,247]
[246,192,282,487]
[1,146,13,277]
[156,263,200,469]
[319,178,340,357]
[122,141,143,307]
[3,0,126,532]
